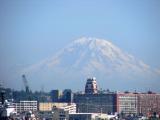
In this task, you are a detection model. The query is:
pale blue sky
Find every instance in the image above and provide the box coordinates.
[0,0,160,90]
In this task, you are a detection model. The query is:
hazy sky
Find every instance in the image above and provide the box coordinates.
[0,0,160,90]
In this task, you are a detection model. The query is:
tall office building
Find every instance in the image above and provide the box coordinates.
[62,89,73,103]
[85,77,98,94]
[50,90,61,102]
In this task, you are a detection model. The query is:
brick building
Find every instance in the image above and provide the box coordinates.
[137,92,160,115]
[116,92,138,115]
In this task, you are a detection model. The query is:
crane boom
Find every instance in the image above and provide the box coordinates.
[22,74,30,93]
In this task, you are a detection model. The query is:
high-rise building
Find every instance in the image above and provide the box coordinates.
[74,77,116,114]
[62,89,73,103]
[50,90,61,102]
[85,77,98,94]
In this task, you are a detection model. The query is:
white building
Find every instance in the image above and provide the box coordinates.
[0,100,16,119]
[15,101,37,113]
[69,113,111,120]
[52,103,76,120]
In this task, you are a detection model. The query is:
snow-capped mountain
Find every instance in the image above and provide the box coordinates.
[22,37,159,91]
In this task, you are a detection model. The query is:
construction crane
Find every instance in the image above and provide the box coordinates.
[22,74,30,93]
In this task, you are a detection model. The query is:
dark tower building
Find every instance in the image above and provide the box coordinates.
[85,77,98,94]
[62,89,73,103]
[50,90,61,102]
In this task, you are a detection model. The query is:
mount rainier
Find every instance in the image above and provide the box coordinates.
[23,37,160,91]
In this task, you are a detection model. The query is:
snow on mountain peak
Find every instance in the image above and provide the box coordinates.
[24,37,151,73]
[68,37,119,54]
[22,37,160,91]
[72,37,113,47]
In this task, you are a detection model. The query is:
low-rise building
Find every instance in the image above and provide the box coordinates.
[15,101,37,113]
[138,92,160,116]
[39,102,68,112]
[52,103,76,120]
[116,92,138,115]
[116,91,160,116]
[69,113,110,120]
